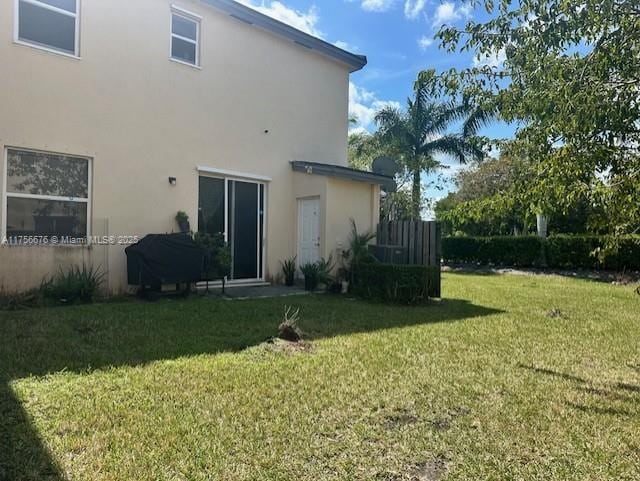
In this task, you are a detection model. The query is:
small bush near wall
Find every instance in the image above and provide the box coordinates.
[443,235,640,271]
[353,263,440,304]
[0,264,105,310]
[40,265,105,306]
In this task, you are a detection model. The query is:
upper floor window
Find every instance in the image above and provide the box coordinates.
[3,148,91,244]
[171,8,200,67]
[16,0,79,57]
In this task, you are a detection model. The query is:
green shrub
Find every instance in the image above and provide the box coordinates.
[545,235,602,269]
[40,264,105,305]
[342,219,376,284]
[194,232,232,293]
[317,256,335,285]
[353,263,440,304]
[300,262,320,291]
[442,236,545,267]
[443,235,640,270]
[554,235,640,271]
[300,256,334,292]
[280,256,297,286]
[607,236,640,270]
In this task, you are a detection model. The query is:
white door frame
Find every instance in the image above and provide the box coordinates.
[297,197,321,272]
[197,172,267,284]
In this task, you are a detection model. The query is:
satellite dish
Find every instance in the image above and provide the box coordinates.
[372,156,399,178]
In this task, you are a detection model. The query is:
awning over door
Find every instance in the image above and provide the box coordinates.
[290,161,396,192]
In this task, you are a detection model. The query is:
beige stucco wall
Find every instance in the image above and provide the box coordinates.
[0,0,377,294]
[326,178,380,264]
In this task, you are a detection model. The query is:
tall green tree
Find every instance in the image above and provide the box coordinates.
[431,0,640,237]
[435,153,534,235]
[374,75,488,219]
[435,149,599,236]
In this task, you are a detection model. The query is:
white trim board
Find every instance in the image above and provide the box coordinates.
[171,4,203,20]
[196,280,270,290]
[197,166,272,182]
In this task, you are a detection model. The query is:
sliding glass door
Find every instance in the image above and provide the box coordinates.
[198,177,265,281]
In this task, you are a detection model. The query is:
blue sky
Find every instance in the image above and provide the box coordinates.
[239,0,516,207]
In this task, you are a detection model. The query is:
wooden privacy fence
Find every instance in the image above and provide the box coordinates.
[370,221,442,299]
[376,221,442,267]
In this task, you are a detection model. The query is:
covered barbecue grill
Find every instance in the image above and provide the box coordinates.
[125,234,205,289]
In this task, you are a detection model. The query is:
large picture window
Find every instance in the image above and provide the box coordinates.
[171,8,200,67]
[15,0,79,56]
[3,148,90,243]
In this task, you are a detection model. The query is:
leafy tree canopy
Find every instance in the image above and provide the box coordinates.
[426,0,640,237]
[435,149,599,236]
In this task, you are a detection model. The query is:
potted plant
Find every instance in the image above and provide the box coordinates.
[300,256,334,292]
[300,262,320,291]
[281,256,297,287]
[176,211,191,233]
[211,234,232,294]
[193,233,231,294]
[194,232,215,292]
[316,255,334,288]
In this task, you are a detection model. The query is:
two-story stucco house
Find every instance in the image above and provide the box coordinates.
[0,0,392,294]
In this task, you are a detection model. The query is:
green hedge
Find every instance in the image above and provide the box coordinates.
[353,263,440,304]
[442,235,640,270]
[442,236,546,267]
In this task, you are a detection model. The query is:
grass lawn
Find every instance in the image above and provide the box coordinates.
[1,273,639,481]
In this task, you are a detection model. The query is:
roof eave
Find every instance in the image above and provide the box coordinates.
[200,0,368,72]
[291,161,396,191]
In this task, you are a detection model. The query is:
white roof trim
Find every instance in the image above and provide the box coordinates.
[197,165,272,182]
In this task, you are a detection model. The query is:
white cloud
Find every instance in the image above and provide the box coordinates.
[418,35,434,50]
[359,0,396,12]
[472,48,506,68]
[431,1,473,28]
[349,0,428,19]
[334,40,359,52]
[349,82,401,133]
[404,0,427,19]
[237,1,322,37]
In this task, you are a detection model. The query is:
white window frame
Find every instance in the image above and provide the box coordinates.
[2,147,92,246]
[170,6,201,68]
[13,0,81,59]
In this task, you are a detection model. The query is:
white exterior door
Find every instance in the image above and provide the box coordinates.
[298,197,320,269]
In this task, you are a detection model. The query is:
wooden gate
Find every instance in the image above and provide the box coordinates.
[376,221,441,266]
[376,221,442,297]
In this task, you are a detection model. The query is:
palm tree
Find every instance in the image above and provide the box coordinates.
[374,76,490,219]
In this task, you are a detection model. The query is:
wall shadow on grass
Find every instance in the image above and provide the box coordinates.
[1,296,502,379]
[0,380,64,481]
[0,295,501,479]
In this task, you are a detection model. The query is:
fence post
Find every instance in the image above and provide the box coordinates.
[435,222,442,297]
